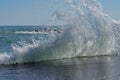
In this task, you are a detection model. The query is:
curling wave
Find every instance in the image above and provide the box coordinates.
[0,0,120,65]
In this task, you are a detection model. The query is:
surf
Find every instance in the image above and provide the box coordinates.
[0,0,120,65]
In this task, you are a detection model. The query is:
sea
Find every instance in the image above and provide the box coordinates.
[0,55,120,80]
[0,0,120,80]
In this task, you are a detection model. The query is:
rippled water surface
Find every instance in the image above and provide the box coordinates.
[0,56,120,80]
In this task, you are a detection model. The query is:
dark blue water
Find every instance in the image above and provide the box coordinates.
[0,56,120,80]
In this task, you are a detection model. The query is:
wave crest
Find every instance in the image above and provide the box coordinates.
[0,0,120,65]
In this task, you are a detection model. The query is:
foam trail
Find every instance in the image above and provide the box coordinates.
[15,31,42,34]
[0,0,120,65]
[15,31,54,34]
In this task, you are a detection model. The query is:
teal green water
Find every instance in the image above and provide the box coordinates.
[0,26,46,53]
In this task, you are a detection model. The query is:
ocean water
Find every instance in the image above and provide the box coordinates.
[0,0,120,80]
[0,26,58,53]
[0,0,120,65]
[0,56,120,80]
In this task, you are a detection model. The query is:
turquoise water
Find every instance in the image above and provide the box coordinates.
[0,25,67,64]
[0,26,35,53]
[0,26,50,53]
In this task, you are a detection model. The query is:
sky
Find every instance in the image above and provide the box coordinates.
[0,0,119,25]
[100,0,120,20]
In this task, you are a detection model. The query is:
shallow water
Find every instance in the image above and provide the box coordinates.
[0,56,120,80]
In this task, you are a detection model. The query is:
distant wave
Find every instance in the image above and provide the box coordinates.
[0,31,50,34]
[15,31,49,34]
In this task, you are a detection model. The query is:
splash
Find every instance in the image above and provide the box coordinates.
[0,0,120,65]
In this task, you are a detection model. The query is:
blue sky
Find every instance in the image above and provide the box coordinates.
[100,0,120,20]
[0,0,119,25]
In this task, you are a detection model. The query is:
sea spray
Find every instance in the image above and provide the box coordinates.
[0,0,120,65]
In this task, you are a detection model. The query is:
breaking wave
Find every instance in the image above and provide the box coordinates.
[0,0,120,65]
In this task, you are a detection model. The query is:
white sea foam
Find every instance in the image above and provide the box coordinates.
[15,31,49,34]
